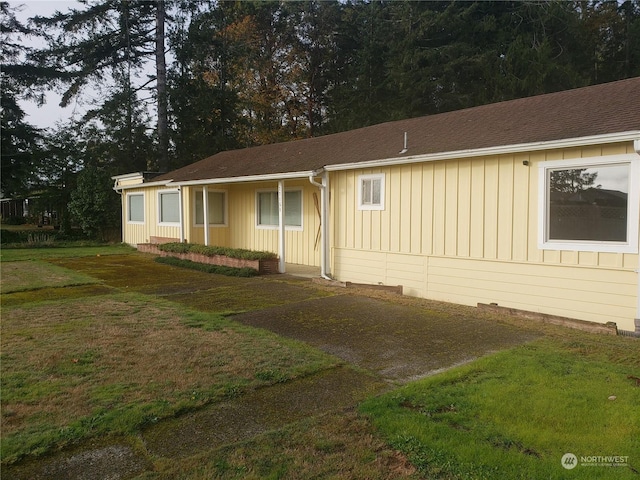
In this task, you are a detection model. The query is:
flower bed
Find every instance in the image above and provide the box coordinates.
[137,243,280,274]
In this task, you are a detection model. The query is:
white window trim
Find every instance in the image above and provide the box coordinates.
[157,189,181,226]
[192,188,228,227]
[127,192,145,224]
[538,154,639,254]
[358,173,385,211]
[255,188,304,231]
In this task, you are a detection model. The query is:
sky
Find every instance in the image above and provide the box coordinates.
[10,1,100,129]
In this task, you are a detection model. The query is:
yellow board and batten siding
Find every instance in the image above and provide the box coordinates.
[330,142,639,331]
[121,186,181,245]
[223,181,321,267]
[123,181,321,267]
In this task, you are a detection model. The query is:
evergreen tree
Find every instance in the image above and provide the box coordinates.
[30,0,169,171]
[69,164,121,239]
[0,2,43,198]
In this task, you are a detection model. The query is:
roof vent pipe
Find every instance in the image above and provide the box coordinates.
[399,132,408,154]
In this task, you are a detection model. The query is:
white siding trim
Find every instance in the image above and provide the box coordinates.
[357,173,385,211]
[255,188,304,231]
[126,192,145,224]
[537,154,639,254]
[157,189,181,226]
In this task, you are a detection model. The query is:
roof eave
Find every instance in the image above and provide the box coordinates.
[166,170,316,187]
[324,131,640,172]
[114,179,174,191]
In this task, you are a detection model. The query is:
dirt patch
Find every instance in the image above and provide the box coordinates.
[233,295,540,383]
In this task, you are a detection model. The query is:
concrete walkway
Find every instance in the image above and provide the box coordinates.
[233,294,537,384]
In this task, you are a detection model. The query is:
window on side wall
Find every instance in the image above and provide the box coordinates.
[158,190,180,225]
[127,193,144,223]
[538,155,639,253]
[256,190,302,229]
[358,173,385,210]
[194,190,226,225]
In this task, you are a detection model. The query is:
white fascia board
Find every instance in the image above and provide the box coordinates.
[114,179,174,191]
[324,131,640,172]
[167,170,315,187]
[111,172,145,181]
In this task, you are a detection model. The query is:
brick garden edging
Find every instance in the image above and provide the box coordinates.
[137,243,280,274]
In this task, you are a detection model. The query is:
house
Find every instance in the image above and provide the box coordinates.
[113,78,640,334]
[0,196,29,220]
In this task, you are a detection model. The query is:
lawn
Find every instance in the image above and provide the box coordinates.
[0,243,135,262]
[2,245,639,479]
[360,334,640,479]
[0,260,99,293]
[0,250,341,466]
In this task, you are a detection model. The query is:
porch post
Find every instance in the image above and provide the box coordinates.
[202,185,210,246]
[178,186,185,242]
[278,180,286,273]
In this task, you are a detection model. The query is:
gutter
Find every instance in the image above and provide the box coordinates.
[324,131,640,172]
[309,169,331,280]
[113,171,315,191]
[168,170,315,187]
[113,179,174,192]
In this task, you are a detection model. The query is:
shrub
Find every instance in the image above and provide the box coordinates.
[157,243,277,261]
[0,229,60,245]
[154,256,259,277]
[1,216,27,225]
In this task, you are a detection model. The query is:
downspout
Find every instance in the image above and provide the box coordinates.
[112,180,125,244]
[635,139,640,333]
[278,180,286,273]
[309,170,331,280]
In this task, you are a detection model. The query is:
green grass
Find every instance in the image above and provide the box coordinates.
[360,336,640,479]
[1,292,340,464]
[0,244,136,261]
[0,260,100,293]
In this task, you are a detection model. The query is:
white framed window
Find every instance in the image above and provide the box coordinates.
[256,189,303,230]
[538,155,639,253]
[127,193,144,224]
[158,189,180,225]
[358,173,385,210]
[194,189,226,226]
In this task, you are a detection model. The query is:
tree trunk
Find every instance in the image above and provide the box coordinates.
[155,0,169,172]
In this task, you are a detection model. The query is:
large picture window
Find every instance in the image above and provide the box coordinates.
[539,155,639,253]
[256,190,302,229]
[358,173,385,210]
[194,190,226,225]
[158,190,180,225]
[127,193,144,223]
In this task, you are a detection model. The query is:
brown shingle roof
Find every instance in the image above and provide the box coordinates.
[156,78,640,183]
